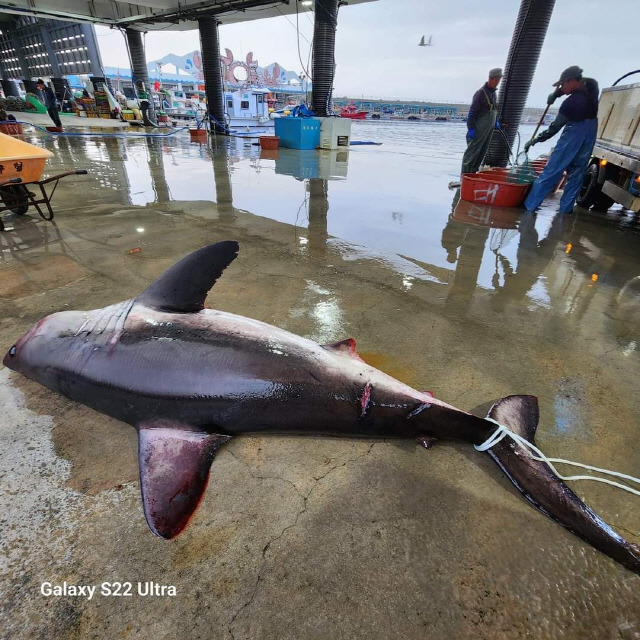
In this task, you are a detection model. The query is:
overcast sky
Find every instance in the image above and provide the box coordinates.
[95,0,638,107]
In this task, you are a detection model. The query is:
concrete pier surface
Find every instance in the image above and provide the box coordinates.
[1,125,639,639]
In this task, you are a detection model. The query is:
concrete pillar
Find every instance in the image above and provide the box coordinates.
[311,0,339,117]
[1,79,21,97]
[81,23,105,77]
[125,27,156,125]
[9,27,30,80]
[198,17,226,135]
[39,24,62,77]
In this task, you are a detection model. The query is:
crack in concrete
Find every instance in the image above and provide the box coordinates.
[227,441,376,640]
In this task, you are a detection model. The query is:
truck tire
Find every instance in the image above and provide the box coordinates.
[592,191,615,212]
[576,163,603,208]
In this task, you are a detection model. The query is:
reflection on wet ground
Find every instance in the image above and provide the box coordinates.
[1,124,639,638]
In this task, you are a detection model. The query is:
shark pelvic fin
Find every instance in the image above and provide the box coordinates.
[136,241,239,313]
[322,338,365,361]
[138,423,231,539]
[487,394,539,442]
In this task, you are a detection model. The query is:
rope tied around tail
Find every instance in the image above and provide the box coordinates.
[475,418,640,497]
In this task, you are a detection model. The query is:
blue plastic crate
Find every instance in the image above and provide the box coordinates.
[274,117,320,150]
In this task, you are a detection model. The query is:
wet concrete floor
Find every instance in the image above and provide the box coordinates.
[1,124,639,639]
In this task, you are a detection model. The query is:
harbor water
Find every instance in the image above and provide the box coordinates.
[1,120,639,639]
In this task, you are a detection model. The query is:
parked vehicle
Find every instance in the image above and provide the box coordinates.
[577,71,640,212]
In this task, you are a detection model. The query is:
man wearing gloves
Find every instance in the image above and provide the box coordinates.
[523,65,599,213]
[460,68,503,175]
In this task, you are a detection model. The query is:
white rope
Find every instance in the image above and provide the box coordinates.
[475,418,640,497]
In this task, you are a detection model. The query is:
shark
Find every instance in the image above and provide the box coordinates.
[3,241,639,574]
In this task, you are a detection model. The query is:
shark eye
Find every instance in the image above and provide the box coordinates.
[8,345,16,357]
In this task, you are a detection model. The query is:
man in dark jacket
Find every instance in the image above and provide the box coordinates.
[460,67,503,175]
[524,65,599,213]
[36,78,62,129]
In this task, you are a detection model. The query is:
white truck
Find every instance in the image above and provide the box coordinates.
[576,71,640,212]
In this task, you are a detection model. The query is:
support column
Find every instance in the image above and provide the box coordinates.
[485,0,556,167]
[9,26,30,80]
[125,27,156,125]
[39,24,62,77]
[198,16,226,135]
[81,24,105,77]
[311,0,339,117]
[1,79,21,97]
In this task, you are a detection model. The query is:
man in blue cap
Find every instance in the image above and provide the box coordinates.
[460,67,503,175]
[523,65,599,213]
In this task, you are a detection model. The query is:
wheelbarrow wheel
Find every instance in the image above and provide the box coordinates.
[1,184,30,215]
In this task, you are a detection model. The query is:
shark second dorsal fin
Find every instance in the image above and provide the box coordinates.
[322,338,365,361]
[138,423,231,539]
[136,241,239,313]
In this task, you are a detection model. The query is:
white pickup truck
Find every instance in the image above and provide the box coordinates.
[576,71,640,212]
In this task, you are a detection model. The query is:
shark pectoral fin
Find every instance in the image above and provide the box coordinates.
[135,241,239,313]
[322,338,365,361]
[137,424,232,539]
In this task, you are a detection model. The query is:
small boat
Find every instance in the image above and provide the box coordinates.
[225,87,274,128]
[339,102,368,120]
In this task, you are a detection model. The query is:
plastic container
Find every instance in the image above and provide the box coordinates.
[259,135,279,150]
[461,172,532,207]
[0,131,53,181]
[0,122,22,135]
[189,128,207,141]
[274,117,320,149]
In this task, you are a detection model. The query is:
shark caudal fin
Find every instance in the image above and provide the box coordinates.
[138,423,231,539]
[485,396,640,574]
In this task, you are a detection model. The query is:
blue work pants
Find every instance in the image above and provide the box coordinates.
[524,118,597,213]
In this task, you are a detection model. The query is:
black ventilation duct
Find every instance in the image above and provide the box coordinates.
[485,0,556,167]
[125,28,157,125]
[198,16,227,135]
[311,0,339,117]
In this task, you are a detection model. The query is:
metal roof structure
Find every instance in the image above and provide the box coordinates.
[0,0,377,31]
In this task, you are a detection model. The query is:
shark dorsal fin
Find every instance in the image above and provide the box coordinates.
[322,338,365,361]
[487,395,539,443]
[136,241,239,313]
[138,424,231,539]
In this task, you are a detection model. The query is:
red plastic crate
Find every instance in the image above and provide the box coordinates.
[461,172,532,207]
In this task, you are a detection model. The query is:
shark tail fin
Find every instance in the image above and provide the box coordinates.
[485,395,640,574]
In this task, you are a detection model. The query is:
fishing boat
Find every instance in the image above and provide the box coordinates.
[339,102,368,120]
[224,87,274,128]
[156,88,206,120]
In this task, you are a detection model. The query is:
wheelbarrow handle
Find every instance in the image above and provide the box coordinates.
[0,177,23,186]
